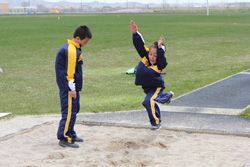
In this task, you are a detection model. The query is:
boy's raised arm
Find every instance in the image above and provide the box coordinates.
[130,20,148,58]
[130,20,138,33]
[157,36,168,70]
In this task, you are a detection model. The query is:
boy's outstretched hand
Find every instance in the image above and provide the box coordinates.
[158,35,165,48]
[130,20,138,33]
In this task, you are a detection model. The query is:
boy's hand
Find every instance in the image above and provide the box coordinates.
[69,91,77,99]
[130,20,138,33]
[158,35,165,48]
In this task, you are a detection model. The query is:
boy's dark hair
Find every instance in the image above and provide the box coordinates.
[150,41,158,50]
[73,25,92,40]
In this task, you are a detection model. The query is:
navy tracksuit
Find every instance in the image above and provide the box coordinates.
[132,32,171,126]
[55,39,83,143]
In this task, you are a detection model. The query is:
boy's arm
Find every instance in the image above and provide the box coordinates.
[130,20,148,58]
[157,36,168,70]
[67,44,77,98]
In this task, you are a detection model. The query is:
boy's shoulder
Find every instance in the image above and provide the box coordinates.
[59,43,69,51]
[56,43,68,57]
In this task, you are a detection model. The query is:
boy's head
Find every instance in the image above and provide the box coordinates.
[73,25,92,46]
[149,42,158,65]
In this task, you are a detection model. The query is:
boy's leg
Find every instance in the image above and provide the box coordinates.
[69,92,83,142]
[142,87,163,126]
[68,92,78,139]
[70,91,79,139]
[155,91,174,104]
[57,90,74,143]
[155,103,161,124]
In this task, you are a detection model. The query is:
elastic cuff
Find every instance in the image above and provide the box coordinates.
[159,45,166,52]
[68,80,75,91]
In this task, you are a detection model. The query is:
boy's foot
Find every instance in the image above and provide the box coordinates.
[166,91,174,104]
[59,140,79,148]
[155,91,174,104]
[151,124,161,130]
[73,136,84,142]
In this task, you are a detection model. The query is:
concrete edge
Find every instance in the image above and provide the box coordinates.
[78,110,143,116]
[159,105,242,115]
[78,121,250,138]
[0,121,54,142]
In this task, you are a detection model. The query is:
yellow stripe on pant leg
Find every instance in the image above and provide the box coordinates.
[64,92,72,143]
[150,87,161,125]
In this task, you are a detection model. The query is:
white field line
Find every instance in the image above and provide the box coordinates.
[239,72,250,75]
[0,113,11,118]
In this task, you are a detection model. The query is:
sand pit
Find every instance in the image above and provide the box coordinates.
[0,122,250,167]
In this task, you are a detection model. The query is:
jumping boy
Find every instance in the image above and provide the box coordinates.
[55,25,92,148]
[130,20,174,130]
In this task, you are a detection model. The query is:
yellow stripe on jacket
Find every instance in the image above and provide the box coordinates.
[141,57,161,73]
[141,56,149,66]
[144,44,149,52]
[66,44,77,81]
[150,65,161,73]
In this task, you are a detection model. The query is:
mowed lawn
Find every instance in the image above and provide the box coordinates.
[0,13,250,115]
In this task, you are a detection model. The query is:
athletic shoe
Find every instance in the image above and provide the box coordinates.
[155,91,174,104]
[59,140,79,148]
[151,124,161,130]
[166,91,174,104]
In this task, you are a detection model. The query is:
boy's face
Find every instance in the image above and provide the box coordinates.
[149,47,157,65]
[75,37,90,47]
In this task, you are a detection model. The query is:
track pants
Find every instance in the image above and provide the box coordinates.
[142,87,163,126]
[57,90,80,143]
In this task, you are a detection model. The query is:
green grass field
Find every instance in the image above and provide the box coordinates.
[0,13,250,115]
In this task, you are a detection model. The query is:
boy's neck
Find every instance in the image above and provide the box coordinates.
[72,38,82,47]
[73,38,79,44]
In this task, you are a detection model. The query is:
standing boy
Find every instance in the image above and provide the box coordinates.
[130,21,173,130]
[55,26,92,148]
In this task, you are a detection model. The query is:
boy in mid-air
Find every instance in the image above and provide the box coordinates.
[130,20,174,130]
